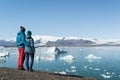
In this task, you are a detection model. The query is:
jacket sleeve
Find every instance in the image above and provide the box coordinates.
[16,41,23,46]
[31,38,35,53]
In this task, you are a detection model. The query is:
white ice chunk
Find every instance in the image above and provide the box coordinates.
[0,50,9,57]
[57,71,66,75]
[40,56,54,61]
[0,57,6,62]
[101,74,112,79]
[34,56,40,62]
[71,70,76,72]
[85,54,102,62]
[106,72,111,75]
[83,66,87,69]
[47,47,56,54]
[60,55,75,63]
[93,68,100,71]
[71,66,76,69]
[89,67,93,69]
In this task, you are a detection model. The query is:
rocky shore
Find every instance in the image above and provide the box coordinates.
[0,67,98,80]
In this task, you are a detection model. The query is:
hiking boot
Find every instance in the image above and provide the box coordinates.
[29,69,34,72]
[18,68,25,70]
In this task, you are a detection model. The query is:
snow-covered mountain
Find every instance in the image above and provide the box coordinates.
[32,35,63,46]
[1,35,120,47]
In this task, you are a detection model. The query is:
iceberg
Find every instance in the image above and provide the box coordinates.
[0,57,6,63]
[34,56,40,62]
[101,74,112,79]
[0,46,9,57]
[40,56,55,61]
[0,51,9,57]
[85,54,102,62]
[71,70,76,72]
[60,55,75,63]
[93,68,100,71]
[47,47,56,54]
[34,56,55,62]
[58,71,67,75]
[65,66,77,73]
[71,66,76,69]
[47,47,67,54]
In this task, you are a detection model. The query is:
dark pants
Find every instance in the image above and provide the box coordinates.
[25,52,34,70]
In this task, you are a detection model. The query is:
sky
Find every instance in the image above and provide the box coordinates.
[0,0,120,40]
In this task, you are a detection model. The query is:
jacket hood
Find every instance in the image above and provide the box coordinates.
[17,31,24,35]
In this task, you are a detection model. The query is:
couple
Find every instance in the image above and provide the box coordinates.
[16,26,35,71]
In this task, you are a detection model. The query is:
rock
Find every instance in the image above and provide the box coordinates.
[0,67,98,80]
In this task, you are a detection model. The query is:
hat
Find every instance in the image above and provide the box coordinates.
[27,30,32,36]
[20,26,26,32]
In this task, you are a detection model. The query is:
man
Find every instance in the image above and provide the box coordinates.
[16,26,29,70]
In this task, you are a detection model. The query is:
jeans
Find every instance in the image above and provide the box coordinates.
[25,52,34,70]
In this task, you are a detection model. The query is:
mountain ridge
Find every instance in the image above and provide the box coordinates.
[1,35,120,47]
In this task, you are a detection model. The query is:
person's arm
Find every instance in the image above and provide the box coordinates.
[31,38,35,53]
[21,34,29,46]
[16,41,23,46]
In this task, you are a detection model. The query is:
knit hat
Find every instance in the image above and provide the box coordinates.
[20,26,26,32]
[27,30,32,36]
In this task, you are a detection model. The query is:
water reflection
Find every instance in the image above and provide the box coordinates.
[0,57,6,63]
[0,55,9,63]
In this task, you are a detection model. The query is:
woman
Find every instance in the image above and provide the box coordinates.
[25,30,35,71]
[16,26,29,70]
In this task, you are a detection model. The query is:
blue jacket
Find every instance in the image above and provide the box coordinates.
[25,36,35,53]
[16,31,29,48]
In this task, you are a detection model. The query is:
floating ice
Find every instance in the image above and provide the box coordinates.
[65,65,77,73]
[59,71,66,74]
[34,55,55,62]
[93,68,100,71]
[71,66,76,69]
[103,70,106,72]
[112,72,115,75]
[60,55,75,63]
[101,74,112,79]
[0,47,9,57]
[85,54,102,62]
[89,67,93,69]
[106,72,111,75]
[47,47,56,54]
[0,57,6,62]
[55,71,66,75]
[36,47,57,61]
[71,70,76,72]
[83,66,100,71]
[44,57,54,61]
[34,56,40,62]
[83,66,88,69]
[86,54,102,59]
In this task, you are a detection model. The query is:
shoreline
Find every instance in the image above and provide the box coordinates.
[0,67,98,80]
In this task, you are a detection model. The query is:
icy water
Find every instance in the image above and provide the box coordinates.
[0,47,120,80]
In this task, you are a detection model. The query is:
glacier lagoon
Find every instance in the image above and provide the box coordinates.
[0,47,120,80]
